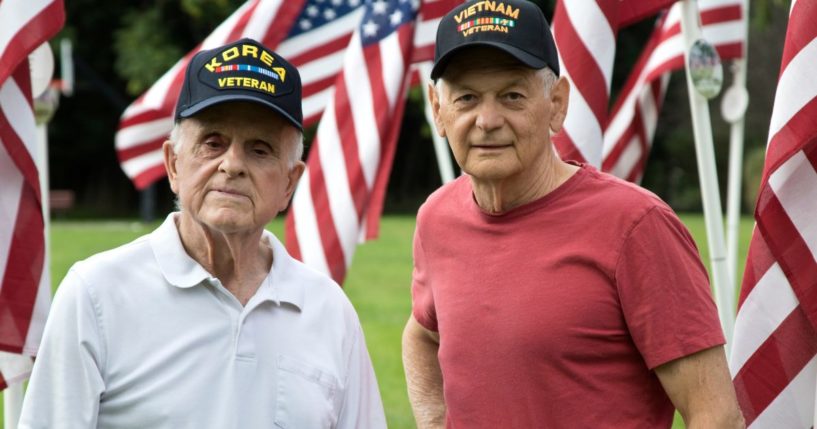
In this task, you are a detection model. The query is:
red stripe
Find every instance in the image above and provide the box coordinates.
[289,34,353,68]
[778,1,817,79]
[756,176,817,330]
[226,0,260,41]
[0,0,65,85]
[118,109,173,130]
[602,121,636,173]
[0,185,45,354]
[553,3,609,126]
[0,69,40,200]
[552,130,587,164]
[607,18,663,117]
[0,373,7,390]
[617,0,674,27]
[116,139,164,164]
[419,0,458,19]
[732,306,817,425]
[738,229,776,309]
[333,72,367,220]
[261,0,308,48]
[302,75,336,100]
[595,0,620,30]
[410,45,435,64]
[284,208,303,262]
[306,142,347,282]
[132,164,169,190]
[763,94,817,187]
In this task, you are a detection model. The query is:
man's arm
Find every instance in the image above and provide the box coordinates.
[655,345,745,428]
[402,315,445,429]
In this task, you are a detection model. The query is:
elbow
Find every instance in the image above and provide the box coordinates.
[685,408,745,429]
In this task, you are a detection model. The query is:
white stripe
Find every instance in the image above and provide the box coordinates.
[609,135,641,179]
[413,17,439,49]
[1,78,38,161]
[299,50,346,85]
[201,1,253,49]
[277,8,364,58]
[120,150,165,179]
[241,0,282,39]
[0,144,24,288]
[291,172,332,275]
[729,262,798,373]
[302,86,334,123]
[23,255,50,356]
[0,352,33,386]
[381,31,404,110]
[115,117,174,151]
[345,36,379,188]
[562,0,616,90]
[749,355,817,428]
[140,62,185,111]
[560,71,603,166]
[0,0,50,60]
[702,20,745,48]
[769,151,817,261]
[315,103,358,269]
[768,37,817,143]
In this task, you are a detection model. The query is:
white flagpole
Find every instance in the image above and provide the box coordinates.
[418,62,456,184]
[723,0,750,300]
[3,383,24,429]
[679,0,735,350]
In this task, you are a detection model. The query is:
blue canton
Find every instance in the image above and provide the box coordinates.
[360,0,419,46]
[288,0,363,37]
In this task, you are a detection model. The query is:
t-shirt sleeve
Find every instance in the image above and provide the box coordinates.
[411,224,438,331]
[616,206,726,370]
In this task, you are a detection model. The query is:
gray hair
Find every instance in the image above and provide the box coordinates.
[435,66,558,97]
[169,122,304,168]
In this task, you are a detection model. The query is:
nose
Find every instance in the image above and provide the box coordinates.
[475,100,504,132]
[218,143,247,177]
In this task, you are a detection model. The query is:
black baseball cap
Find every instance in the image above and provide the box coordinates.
[175,38,303,130]
[431,0,559,80]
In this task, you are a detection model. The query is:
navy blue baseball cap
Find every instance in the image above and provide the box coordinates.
[431,0,560,80]
[175,38,303,130]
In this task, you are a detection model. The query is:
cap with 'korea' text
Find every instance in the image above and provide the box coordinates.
[431,0,559,79]
[175,38,303,130]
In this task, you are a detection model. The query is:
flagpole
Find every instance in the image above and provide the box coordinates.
[679,0,735,350]
[419,62,455,184]
[723,0,750,301]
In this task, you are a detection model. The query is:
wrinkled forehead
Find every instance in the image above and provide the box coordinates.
[440,46,536,83]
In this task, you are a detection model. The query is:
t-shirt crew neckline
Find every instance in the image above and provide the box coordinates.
[469,162,589,222]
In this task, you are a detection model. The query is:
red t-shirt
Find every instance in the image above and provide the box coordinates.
[411,165,725,428]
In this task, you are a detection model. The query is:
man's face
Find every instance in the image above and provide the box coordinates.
[430,48,567,182]
[163,101,304,234]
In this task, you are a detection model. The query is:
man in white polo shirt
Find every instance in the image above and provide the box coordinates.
[20,38,386,428]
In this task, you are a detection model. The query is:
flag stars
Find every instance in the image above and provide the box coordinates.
[299,19,313,30]
[389,9,403,26]
[348,0,360,6]
[362,19,379,37]
[306,5,319,17]
[372,0,388,15]
[331,0,343,5]
[324,8,337,20]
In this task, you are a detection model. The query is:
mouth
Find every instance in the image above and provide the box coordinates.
[210,188,248,198]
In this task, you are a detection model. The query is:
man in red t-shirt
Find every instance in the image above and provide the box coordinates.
[402,1,745,427]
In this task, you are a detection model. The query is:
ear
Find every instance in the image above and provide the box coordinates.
[281,160,306,211]
[428,81,447,138]
[162,140,180,194]
[548,77,570,134]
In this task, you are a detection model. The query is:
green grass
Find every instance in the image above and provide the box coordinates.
[2,214,754,428]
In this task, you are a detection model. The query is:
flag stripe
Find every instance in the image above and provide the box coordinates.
[732,307,817,425]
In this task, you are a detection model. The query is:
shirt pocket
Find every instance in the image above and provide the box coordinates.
[274,354,340,429]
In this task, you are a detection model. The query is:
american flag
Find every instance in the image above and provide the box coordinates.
[0,0,64,389]
[284,0,425,284]
[115,0,451,190]
[550,0,676,167]
[602,0,745,182]
[729,1,817,426]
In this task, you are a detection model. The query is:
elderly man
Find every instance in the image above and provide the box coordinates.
[402,1,744,428]
[21,38,386,428]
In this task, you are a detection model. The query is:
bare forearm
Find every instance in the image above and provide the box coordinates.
[402,316,445,429]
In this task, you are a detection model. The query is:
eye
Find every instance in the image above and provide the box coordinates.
[454,93,476,104]
[504,91,525,101]
[251,142,274,157]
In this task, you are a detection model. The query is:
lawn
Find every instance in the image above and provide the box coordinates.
[3,213,755,428]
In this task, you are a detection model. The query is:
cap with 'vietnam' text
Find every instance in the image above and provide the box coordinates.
[175,38,303,130]
[431,0,559,80]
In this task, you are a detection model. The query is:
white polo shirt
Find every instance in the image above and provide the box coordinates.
[20,213,386,429]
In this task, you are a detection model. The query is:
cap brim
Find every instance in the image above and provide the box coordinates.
[177,94,303,131]
[431,42,548,80]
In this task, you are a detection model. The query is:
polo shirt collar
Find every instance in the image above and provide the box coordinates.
[150,213,305,309]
